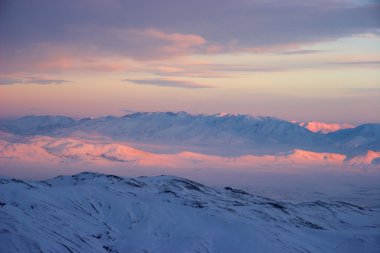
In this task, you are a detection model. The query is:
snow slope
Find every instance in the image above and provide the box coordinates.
[327,124,380,151]
[0,115,76,135]
[1,172,379,253]
[1,135,379,170]
[296,121,354,134]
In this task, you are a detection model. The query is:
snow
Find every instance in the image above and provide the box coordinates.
[1,172,379,253]
[296,121,354,134]
[0,112,379,252]
[1,113,379,156]
[0,115,76,135]
[1,135,379,174]
[327,124,380,151]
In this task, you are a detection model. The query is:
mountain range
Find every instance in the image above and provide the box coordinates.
[0,112,379,171]
[1,112,379,153]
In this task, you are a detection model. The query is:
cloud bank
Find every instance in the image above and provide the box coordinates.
[0,0,379,74]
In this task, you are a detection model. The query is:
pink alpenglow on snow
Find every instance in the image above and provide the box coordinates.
[296,121,355,133]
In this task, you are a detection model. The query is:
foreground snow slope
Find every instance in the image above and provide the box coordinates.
[1,172,379,253]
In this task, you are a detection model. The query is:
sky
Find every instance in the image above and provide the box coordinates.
[0,0,379,124]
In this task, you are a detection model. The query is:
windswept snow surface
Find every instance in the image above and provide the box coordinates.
[1,172,379,253]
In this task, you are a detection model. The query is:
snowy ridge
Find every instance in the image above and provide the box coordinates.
[1,112,316,145]
[1,135,379,169]
[0,115,76,135]
[327,124,380,151]
[1,172,379,253]
[295,121,354,134]
[0,112,379,155]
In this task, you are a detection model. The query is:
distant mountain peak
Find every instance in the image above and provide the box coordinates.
[295,121,354,134]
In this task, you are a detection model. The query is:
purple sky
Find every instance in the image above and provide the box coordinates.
[0,0,379,123]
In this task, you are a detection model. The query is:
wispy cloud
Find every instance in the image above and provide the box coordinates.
[150,63,296,78]
[278,49,327,55]
[0,78,24,85]
[66,27,208,60]
[328,60,380,66]
[0,77,71,85]
[25,78,71,85]
[0,27,210,75]
[120,109,138,114]
[123,78,212,89]
[346,87,380,94]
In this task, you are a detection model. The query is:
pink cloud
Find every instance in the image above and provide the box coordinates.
[0,27,210,74]
[39,56,130,72]
[142,28,206,48]
[38,57,76,70]
[55,26,209,60]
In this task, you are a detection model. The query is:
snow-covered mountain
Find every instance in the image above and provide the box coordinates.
[296,121,354,134]
[0,115,76,135]
[1,112,379,174]
[0,112,318,146]
[1,112,379,155]
[327,124,380,151]
[1,135,379,169]
[1,172,379,253]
